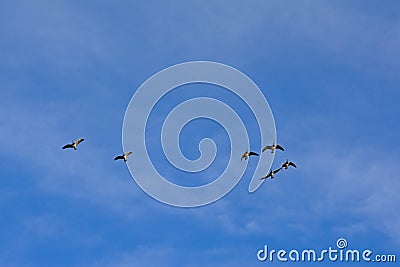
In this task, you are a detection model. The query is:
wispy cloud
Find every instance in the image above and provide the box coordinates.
[0,96,147,219]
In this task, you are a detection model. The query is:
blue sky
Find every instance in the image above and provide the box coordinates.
[1,0,399,266]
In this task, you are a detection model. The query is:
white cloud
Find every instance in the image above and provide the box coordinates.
[0,97,149,220]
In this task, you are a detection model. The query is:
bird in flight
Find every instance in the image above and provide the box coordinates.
[62,138,84,150]
[260,168,282,180]
[281,160,297,169]
[262,143,284,153]
[241,151,259,161]
[114,151,133,162]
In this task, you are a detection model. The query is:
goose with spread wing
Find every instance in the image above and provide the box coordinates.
[241,151,259,161]
[260,168,282,180]
[114,151,133,162]
[262,143,284,153]
[281,160,297,169]
[62,138,84,150]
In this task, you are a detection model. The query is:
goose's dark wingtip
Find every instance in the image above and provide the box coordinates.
[276,145,284,151]
[114,155,124,161]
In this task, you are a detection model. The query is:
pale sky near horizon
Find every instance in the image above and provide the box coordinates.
[1,1,399,266]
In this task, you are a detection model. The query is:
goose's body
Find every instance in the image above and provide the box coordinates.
[114,151,133,162]
[62,138,84,150]
[281,160,297,169]
[262,143,284,153]
[260,168,282,180]
[241,151,259,161]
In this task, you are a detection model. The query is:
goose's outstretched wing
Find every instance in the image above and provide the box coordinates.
[276,145,284,151]
[289,162,297,168]
[262,145,272,152]
[249,151,259,157]
[75,138,84,145]
[114,155,124,161]
[260,173,272,180]
[62,144,74,149]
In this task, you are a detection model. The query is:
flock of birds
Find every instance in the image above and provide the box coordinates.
[241,143,297,181]
[62,138,296,183]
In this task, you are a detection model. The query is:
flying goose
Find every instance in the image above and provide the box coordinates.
[262,143,284,153]
[241,151,259,161]
[281,160,297,169]
[114,151,133,162]
[62,138,84,150]
[260,168,282,180]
